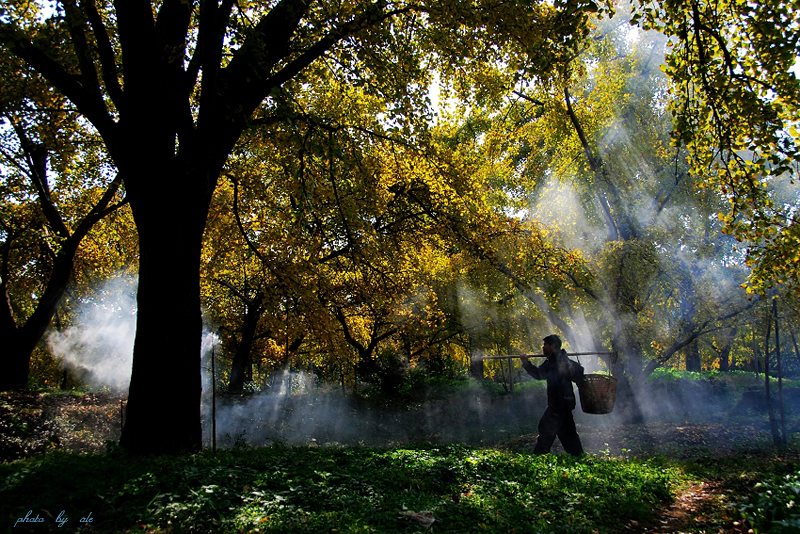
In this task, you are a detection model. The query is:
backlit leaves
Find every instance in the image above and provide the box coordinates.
[635,0,800,295]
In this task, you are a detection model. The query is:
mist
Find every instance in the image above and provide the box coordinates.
[40,272,752,454]
[200,368,562,449]
[47,276,137,392]
[527,177,608,255]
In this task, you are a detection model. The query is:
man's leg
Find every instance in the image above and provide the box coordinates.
[557,411,584,456]
[534,408,559,454]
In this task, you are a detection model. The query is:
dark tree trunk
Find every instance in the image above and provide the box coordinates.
[614,367,644,423]
[611,334,645,424]
[719,345,730,371]
[718,327,737,371]
[228,343,253,394]
[120,171,211,454]
[228,306,261,394]
[0,129,121,390]
[469,356,484,380]
[1,333,36,389]
[685,341,701,372]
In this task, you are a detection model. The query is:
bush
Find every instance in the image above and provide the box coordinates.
[739,470,800,533]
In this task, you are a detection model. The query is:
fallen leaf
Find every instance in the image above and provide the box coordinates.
[399,510,436,528]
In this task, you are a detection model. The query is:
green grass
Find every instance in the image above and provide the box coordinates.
[649,368,799,387]
[1,445,680,533]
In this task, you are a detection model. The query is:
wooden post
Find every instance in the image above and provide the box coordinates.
[508,357,513,393]
[211,343,217,454]
[765,303,780,447]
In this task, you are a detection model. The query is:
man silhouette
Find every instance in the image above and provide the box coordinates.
[521,335,584,456]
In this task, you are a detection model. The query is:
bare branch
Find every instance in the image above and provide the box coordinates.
[63,0,104,107]
[82,0,124,109]
[228,174,268,265]
[513,90,545,107]
[0,22,117,137]
[66,173,125,245]
[9,120,70,238]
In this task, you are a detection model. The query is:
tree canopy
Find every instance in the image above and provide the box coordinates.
[635,0,800,294]
[1,0,798,452]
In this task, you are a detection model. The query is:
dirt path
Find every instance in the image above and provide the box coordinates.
[630,480,748,533]
[504,422,792,533]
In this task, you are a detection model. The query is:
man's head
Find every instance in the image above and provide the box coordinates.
[542,334,562,356]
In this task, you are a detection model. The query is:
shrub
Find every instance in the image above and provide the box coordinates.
[739,470,800,533]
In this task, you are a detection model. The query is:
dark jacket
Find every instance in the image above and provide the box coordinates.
[522,350,584,412]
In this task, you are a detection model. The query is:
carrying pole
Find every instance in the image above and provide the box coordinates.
[211,344,217,454]
[481,351,614,360]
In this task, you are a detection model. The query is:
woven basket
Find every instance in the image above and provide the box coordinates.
[578,374,617,414]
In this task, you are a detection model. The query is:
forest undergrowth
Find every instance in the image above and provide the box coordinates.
[1,386,798,533]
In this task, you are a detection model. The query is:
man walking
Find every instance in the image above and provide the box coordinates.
[521,335,584,456]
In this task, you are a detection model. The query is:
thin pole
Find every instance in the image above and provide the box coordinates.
[765,303,780,446]
[211,344,217,454]
[482,351,614,360]
[774,298,787,448]
[508,357,513,393]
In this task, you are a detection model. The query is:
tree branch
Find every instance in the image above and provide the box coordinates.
[266,4,415,91]
[335,306,367,356]
[189,0,235,92]
[63,0,104,109]
[82,0,124,109]
[218,0,311,114]
[645,298,759,374]
[10,120,70,238]
[0,22,117,138]
[228,174,268,266]
[71,173,126,242]
[513,90,545,107]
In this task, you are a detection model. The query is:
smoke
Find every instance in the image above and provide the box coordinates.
[563,309,610,375]
[200,370,564,448]
[201,372,362,447]
[47,276,137,391]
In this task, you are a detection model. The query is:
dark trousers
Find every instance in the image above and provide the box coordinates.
[534,406,583,456]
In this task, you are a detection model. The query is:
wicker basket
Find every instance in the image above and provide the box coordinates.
[578,374,617,414]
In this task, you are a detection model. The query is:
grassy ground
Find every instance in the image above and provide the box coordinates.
[1,441,798,533]
[0,445,683,533]
[1,376,798,533]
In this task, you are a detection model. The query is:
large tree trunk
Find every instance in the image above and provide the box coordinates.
[1,332,37,389]
[120,171,211,454]
[612,364,644,424]
[610,331,646,424]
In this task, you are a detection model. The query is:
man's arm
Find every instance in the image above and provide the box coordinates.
[521,357,546,380]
